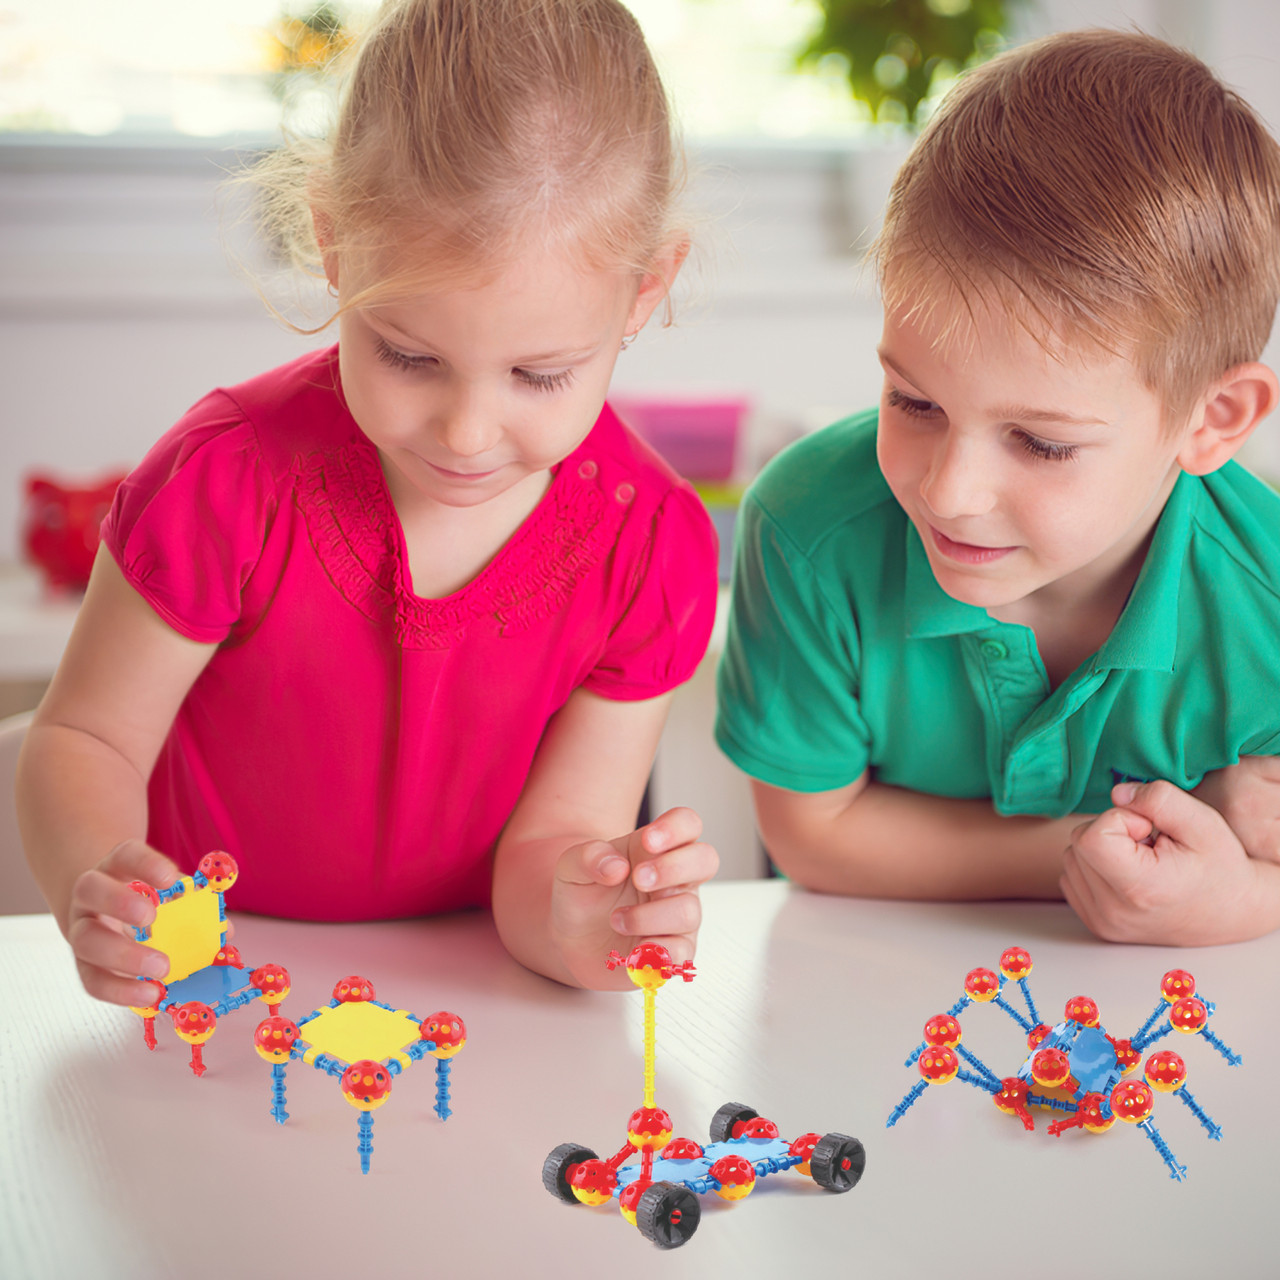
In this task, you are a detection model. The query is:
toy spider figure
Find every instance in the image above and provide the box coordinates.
[543,943,865,1248]
[887,947,1241,1181]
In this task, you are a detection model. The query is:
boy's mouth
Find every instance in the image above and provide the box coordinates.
[929,525,1017,565]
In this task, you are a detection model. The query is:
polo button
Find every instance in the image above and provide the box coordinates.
[615,482,635,503]
[980,639,1007,660]
[578,460,598,479]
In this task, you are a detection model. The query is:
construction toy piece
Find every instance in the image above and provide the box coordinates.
[126,852,288,1077]
[254,975,465,1174]
[887,951,1241,1181]
[543,944,865,1248]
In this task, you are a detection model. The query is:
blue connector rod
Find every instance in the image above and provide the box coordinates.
[434,1059,453,1121]
[357,1111,375,1175]
[1133,1001,1167,1045]
[1176,1087,1222,1141]
[1017,977,1042,1027]
[992,994,1033,1033]
[1138,1119,1187,1182]
[270,1062,289,1125]
[1132,1018,1172,1053]
[886,1080,929,1128]
[956,1068,999,1096]
[957,1046,1001,1089]
[1197,1026,1243,1067]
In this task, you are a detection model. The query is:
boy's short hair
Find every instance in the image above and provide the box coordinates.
[875,30,1280,427]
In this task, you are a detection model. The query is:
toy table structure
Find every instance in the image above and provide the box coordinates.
[254,976,466,1174]
[543,944,866,1248]
[887,946,1242,1181]
[128,852,289,1075]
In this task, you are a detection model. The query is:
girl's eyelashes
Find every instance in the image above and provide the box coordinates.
[374,336,574,393]
[516,368,574,393]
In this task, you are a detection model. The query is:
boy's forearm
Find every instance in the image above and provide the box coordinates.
[762,780,1076,901]
[16,721,150,933]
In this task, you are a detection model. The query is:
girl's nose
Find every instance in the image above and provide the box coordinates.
[435,385,500,459]
[918,434,997,521]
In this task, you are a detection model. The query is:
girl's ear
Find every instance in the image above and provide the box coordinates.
[626,237,690,334]
[1179,362,1280,476]
[312,207,339,291]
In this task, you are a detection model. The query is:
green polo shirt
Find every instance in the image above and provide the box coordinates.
[715,409,1280,817]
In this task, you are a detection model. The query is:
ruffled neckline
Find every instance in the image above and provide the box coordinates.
[291,425,618,649]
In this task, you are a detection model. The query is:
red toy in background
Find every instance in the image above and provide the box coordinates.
[21,470,127,592]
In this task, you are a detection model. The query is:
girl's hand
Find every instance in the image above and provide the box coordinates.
[550,807,719,987]
[1061,780,1278,945]
[66,839,182,1007]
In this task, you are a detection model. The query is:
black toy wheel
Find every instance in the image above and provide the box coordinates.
[809,1132,866,1193]
[636,1181,701,1249]
[709,1101,758,1143]
[542,1142,598,1203]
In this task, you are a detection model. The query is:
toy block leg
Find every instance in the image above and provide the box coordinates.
[1137,1119,1187,1181]
[141,1013,157,1051]
[1176,1087,1222,1140]
[433,1059,453,1121]
[189,1043,206,1078]
[1197,1026,1242,1066]
[357,1111,375,1175]
[270,1062,290,1124]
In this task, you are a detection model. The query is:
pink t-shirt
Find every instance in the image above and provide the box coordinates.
[102,346,718,920]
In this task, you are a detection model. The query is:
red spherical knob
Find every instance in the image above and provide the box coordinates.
[254,1016,300,1063]
[332,975,376,1003]
[740,1116,780,1139]
[627,1106,674,1151]
[663,1137,705,1160]
[1027,1023,1051,1050]
[127,881,160,907]
[709,1154,756,1197]
[197,851,238,892]
[1144,1050,1187,1093]
[993,1076,1030,1115]
[1111,1079,1155,1124]
[923,1013,962,1047]
[1064,996,1100,1027]
[420,1011,466,1058]
[1170,997,1208,1034]
[341,1059,392,1110]
[1161,969,1196,1003]
[789,1132,821,1164]
[1032,1047,1072,1089]
[252,963,291,1006]
[964,968,1000,1002]
[1077,1092,1115,1133]
[172,1001,217,1045]
[999,946,1032,980]
[918,1046,960,1083]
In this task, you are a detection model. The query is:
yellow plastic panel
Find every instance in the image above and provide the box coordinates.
[147,878,222,984]
[300,1002,419,1064]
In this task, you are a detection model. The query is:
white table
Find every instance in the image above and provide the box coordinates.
[2,882,1276,1279]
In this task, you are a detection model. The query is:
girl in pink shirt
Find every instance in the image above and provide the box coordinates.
[18,0,719,995]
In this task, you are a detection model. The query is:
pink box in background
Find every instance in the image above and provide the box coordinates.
[611,395,750,483]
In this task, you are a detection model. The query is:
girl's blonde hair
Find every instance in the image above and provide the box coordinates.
[875,29,1280,429]
[254,0,684,320]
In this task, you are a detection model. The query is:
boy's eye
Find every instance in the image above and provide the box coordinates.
[1016,430,1079,463]
[516,368,574,393]
[886,385,940,416]
[374,337,435,372]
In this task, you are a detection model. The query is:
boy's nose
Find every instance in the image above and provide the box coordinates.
[918,437,997,520]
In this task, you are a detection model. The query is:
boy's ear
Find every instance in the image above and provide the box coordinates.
[1179,362,1280,476]
[626,237,690,334]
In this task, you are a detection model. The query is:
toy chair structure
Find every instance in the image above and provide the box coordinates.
[254,976,466,1174]
[543,944,866,1249]
[887,947,1241,1181]
[127,852,289,1075]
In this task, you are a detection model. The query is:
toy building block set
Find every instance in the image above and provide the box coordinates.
[253,976,466,1174]
[887,946,1241,1181]
[542,943,866,1248]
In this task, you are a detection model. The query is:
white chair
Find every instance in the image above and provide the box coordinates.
[0,711,50,914]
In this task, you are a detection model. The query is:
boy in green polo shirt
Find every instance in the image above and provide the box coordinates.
[715,30,1280,945]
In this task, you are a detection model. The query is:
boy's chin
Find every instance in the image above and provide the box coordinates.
[927,558,1032,612]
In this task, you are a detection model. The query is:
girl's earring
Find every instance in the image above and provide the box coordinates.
[620,331,638,351]
[326,281,339,299]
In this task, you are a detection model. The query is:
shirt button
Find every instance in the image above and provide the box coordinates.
[615,482,635,504]
[578,460,598,479]
[980,639,1007,660]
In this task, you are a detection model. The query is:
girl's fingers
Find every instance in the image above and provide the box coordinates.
[634,807,703,858]
[631,841,719,893]
[75,958,166,1009]
[556,839,630,888]
[68,913,169,983]
[611,889,701,938]
[99,840,182,893]
[72,868,155,929]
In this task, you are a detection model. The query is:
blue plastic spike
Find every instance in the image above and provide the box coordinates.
[993,994,1033,1033]
[1133,1000,1167,1044]
[1176,1087,1222,1140]
[1137,1119,1187,1181]
[1017,977,1042,1027]
[956,1068,999,1095]
[1026,1092,1077,1114]
[1197,1026,1242,1066]
[886,1080,929,1127]
[434,1058,453,1121]
[957,1045,1002,1088]
[1132,1018,1172,1053]
[357,1110,374,1175]
[903,1040,928,1068]
[270,1062,289,1125]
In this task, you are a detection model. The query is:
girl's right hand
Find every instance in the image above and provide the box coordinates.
[66,839,182,1007]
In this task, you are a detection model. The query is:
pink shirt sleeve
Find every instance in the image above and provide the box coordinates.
[100,393,275,644]
[584,484,719,700]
